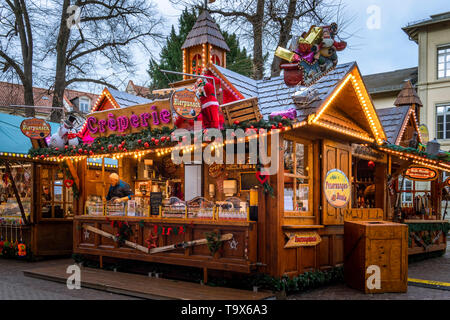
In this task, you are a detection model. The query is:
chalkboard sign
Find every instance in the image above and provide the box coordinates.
[150,192,163,216]
[240,172,259,191]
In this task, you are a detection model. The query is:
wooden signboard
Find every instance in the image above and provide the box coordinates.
[170,88,202,119]
[150,192,163,216]
[85,100,173,138]
[284,231,321,248]
[404,166,437,181]
[20,118,51,139]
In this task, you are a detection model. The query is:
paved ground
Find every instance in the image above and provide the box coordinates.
[0,245,448,300]
[289,244,450,300]
[0,258,138,300]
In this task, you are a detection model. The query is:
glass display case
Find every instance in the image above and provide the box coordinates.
[85,195,104,216]
[217,197,248,221]
[187,197,214,220]
[106,202,126,216]
[133,196,150,217]
[161,197,186,218]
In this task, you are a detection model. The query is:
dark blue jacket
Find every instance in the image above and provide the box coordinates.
[106,180,133,201]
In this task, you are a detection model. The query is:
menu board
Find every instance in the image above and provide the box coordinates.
[150,192,162,216]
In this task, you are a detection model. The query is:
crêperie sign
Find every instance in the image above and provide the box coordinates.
[20,118,51,139]
[86,101,173,137]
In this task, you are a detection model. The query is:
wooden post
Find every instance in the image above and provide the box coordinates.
[203,267,208,284]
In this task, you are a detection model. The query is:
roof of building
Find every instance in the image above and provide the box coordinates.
[214,62,356,121]
[376,106,412,144]
[181,10,230,51]
[0,81,98,113]
[403,11,450,43]
[0,113,59,154]
[106,87,152,108]
[363,67,418,95]
[126,80,151,98]
[394,80,423,107]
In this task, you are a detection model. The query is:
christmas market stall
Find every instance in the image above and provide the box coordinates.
[0,113,78,259]
[28,14,448,282]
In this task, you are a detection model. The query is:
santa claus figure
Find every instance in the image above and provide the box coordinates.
[196,77,224,129]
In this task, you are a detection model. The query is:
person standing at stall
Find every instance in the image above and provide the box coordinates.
[106,173,133,203]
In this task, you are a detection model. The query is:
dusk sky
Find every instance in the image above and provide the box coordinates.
[130,0,450,88]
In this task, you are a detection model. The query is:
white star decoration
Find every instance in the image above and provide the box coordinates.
[83,229,90,240]
[229,238,238,250]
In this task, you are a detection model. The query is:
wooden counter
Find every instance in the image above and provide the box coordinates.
[73,216,258,274]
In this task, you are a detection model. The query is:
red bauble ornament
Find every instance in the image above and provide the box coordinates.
[84,150,88,154]
[40,155,45,159]
[78,148,83,153]
[108,144,113,149]
[154,139,159,145]
[64,145,68,149]
[161,136,166,142]
[144,142,149,148]
[89,151,94,155]
[138,139,142,144]
[278,122,283,128]
[368,160,375,169]
[55,147,59,151]
[101,147,104,151]
[234,120,240,125]
[271,125,276,129]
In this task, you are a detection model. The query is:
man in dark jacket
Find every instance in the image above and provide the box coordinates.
[106,173,133,203]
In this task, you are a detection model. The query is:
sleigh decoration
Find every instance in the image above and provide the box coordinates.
[276,23,346,87]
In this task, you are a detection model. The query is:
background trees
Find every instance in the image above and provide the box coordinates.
[148,8,253,90]
[170,0,350,79]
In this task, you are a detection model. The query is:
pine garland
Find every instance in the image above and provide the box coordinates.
[28,117,294,159]
[383,144,450,162]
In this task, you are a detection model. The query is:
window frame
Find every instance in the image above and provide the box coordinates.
[436,103,450,140]
[79,97,91,113]
[39,165,74,221]
[437,44,450,80]
[282,136,313,216]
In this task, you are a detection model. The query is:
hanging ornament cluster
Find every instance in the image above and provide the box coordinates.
[0,220,28,259]
[275,23,347,87]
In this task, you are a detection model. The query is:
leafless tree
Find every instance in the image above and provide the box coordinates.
[171,0,352,79]
[0,0,36,116]
[39,0,164,122]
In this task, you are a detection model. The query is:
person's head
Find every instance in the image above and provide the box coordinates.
[43,185,50,194]
[109,173,120,186]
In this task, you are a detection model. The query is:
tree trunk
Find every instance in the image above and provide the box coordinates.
[270,0,297,78]
[251,0,265,80]
[50,0,71,123]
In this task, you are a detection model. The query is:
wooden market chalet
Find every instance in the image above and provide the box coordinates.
[16,11,449,284]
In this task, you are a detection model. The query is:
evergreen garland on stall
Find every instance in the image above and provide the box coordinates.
[28,116,294,159]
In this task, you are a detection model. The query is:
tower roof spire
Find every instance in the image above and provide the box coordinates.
[394,80,423,107]
[181,10,230,52]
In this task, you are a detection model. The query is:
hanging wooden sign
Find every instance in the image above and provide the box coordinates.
[171,88,202,119]
[404,166,437,181]
[20,118,51,139]
[324,169,351,208]
[284,232,321,248]
[85,100,173,138]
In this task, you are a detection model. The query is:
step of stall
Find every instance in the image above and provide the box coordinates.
[23,263,275,300]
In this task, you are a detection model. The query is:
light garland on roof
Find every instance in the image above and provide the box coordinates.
[349,73,385,145]
[314,121,375,143]
[379,146,450,171]
[395,107,423,145]
[0,152,31,159]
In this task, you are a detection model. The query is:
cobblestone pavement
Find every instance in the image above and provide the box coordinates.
[0,258,139,300]
[289,244,450,300]
[0,245,449,300]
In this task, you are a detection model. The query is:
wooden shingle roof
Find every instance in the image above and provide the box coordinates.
[394,80,423,107]
[181,10,230,51]
[376,106,412,144]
